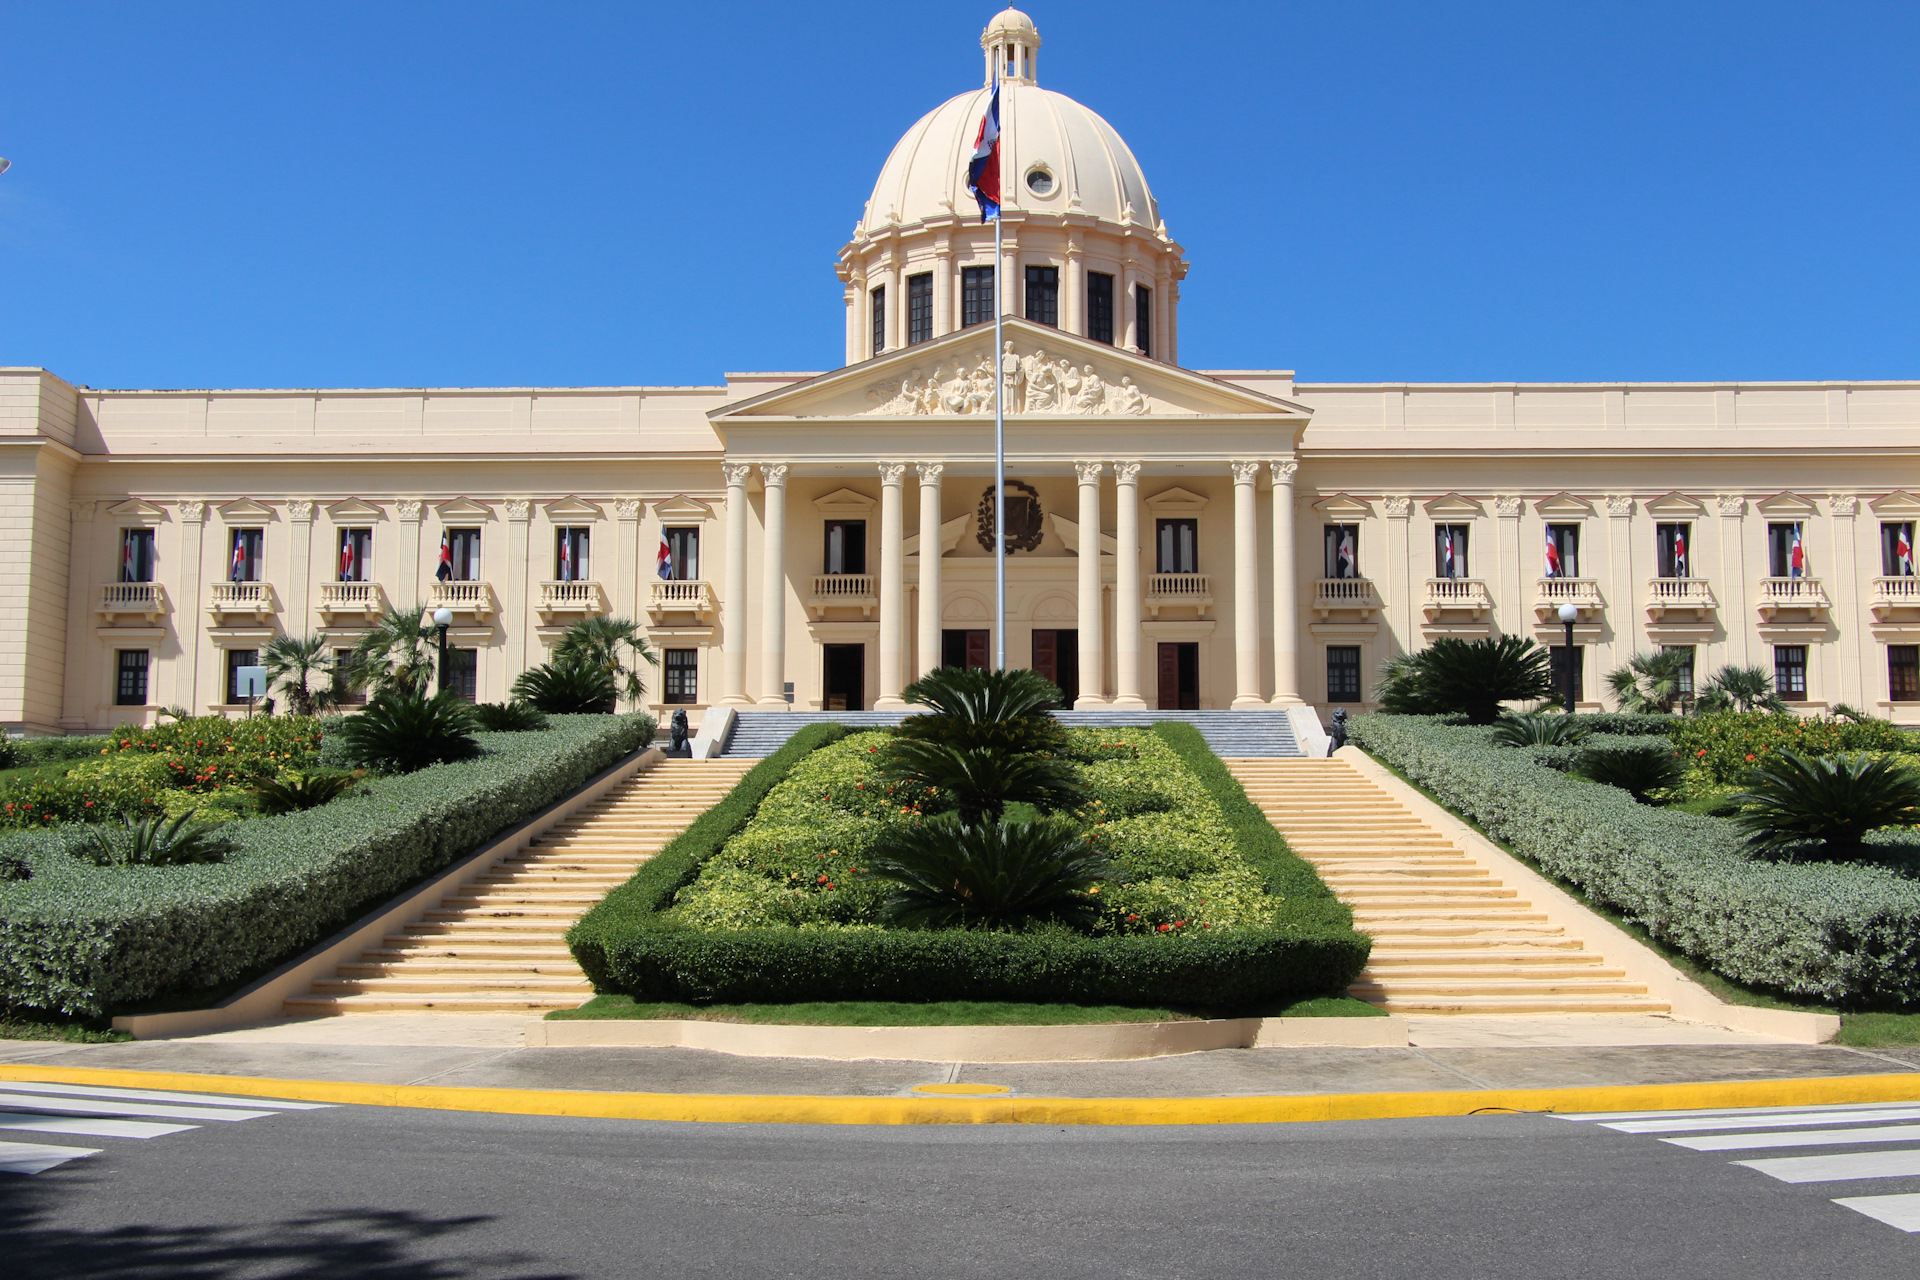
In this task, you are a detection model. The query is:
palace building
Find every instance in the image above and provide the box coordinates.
[4,8,1919,735]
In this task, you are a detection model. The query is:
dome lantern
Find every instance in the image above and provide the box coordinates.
[982,8,1041,85]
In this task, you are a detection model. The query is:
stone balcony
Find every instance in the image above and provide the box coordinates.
[1533,576,1604,622]
[98,582,168,622]
[1870,576,1920,621]
[318,580,387,623]
[207,581,276,623]
[807,573,876,619]
[536,579,605,622]
[1756,576,1831,621]
[429,579,497,620]
[648,578,715,622]
[1421,577,1492,622]
[1312,576,1380,618]
[1145,573,1212,619]
[1645,576,1717,621]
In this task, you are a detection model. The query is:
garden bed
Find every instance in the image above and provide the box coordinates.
[569,722,1369,1009]
[0,713,655,1017]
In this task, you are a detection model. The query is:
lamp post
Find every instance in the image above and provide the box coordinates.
[433,606,454,696]
[1557,602,1579,715]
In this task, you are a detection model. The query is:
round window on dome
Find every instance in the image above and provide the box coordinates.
[1025,168,1055,197]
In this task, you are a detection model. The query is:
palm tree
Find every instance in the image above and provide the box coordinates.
[1606,649,1693,715]
[553,616,658,708]
[894,666,1068,755]
[878,739,1088,827]
[347,604,437,699]
[1377,636,1555,724]
[1697,664,1789,714]
[1732,750,1920,859]
[261,634,338,717]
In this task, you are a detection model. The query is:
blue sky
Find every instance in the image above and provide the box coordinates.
[2,1,1915,388]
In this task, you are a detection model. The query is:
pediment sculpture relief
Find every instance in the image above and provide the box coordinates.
[865,343,1151,416]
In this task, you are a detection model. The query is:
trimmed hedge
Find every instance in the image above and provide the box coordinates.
[570,721,1369,1008]
[1347,714,1920,1008]
[0,713,655,1017]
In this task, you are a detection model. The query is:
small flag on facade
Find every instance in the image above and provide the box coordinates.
[1898,524,1914,575]
[1337,529,1357,579]
[966,81,1001,222]
[436,531,453,582]
[230,536,246,582]
[339,533,356,582]
[1790,524,1805,578]
[1673,527,1687,577]
[656,533,673,580]
[1543,528,1561,578]
[122,533,136,583]
[559,534,573,582]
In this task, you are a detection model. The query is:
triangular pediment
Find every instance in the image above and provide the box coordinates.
[1424,493,1484,517]
[904,514,970,558]
[1871,491,1920,518]
[544,496,604,520]
[1312,492,1373,518]
[711,318,1311,423]
[652,494,713,519]
[1643,491,1706,516]
[217,497,275,522]
[107,498,168,520]
[1144,486,1209,515]
[434,497,495,520]
[813,488,877,518]
[325,497,386,521]
[1534,491,1595,517]
[1756,491,1819,516]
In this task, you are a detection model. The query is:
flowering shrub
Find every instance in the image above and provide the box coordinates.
[1666,712,1919,786]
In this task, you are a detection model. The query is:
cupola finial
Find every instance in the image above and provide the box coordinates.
[981,8,1041,86]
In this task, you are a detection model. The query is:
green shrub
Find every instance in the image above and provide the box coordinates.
[892,667,1068,755]
[877,739,1086,826]
[1378,635,1556,724]
[1573,740,1687,802]
[471,701,550,732]
[1669,711,1920,785]
[1731,751,1920,860]
[861,816,1113,929]
[513,659,618,714]
[1346,714,1920,1007]
[1696,664,1789,714]
[69,811,235,867]
[1491,715,1591,747]
[1606,649,1696,715]
[335,691,480,774]
[1,714,655,1017]
[252,771,361,816]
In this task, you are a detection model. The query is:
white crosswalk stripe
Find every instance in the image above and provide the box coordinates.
[0,1078,337,1176]
[1556,1099,1920,1234]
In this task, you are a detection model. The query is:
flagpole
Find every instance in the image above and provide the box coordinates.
[993,212,1006,671]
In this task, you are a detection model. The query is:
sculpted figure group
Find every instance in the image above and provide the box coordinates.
[866,343,1149,416]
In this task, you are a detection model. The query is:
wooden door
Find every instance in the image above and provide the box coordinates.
[1157,643,1180,710]
[823,644,865,711]
[1158,642,1199,710]
[1031,629,1078,706]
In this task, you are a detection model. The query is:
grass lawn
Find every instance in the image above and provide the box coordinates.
[1836,1013,1920,1048]
[0,761,78,786]
[0,1014,130,1044]
[548,994,1386,1024]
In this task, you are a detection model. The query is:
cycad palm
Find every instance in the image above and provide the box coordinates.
[879,738,1088,827]
[1732,750,1920,859]
[1697,665,1789,714]
[894,666,1068,754]
[347,605,436,698]
[1606,649,1692,715]
[553,616,657,708]
[262,634,337,716]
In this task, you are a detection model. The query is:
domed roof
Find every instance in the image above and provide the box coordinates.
[983,7,1038,40]
[857,80,1163,237]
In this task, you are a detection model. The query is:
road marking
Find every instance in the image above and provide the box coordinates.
[1602,1106,1920,1135]
[0,1140,101,1176]
[1832,1193,1920,1233]
[1559,1101,1920,1123]
[1666,1123,1920,1152]
[1734,1149,1920,1184]
[0,1080,332,1110]
[0,1114,197,1140]
[0,1092,279,1123]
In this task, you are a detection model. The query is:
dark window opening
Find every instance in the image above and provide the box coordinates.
[1774,645,1808,701]
[1545,523,1580,578]
[1768,523,1807,578]
[445,648,478,702]
[870,285,885,358]
[662,526,700,581]
[337,527,372,582]
[1891,646,1920,702]
[555,527,591,581]
[1550,646,1584,704]
[1883,522,1915,577]
[1655,523,1691,578]
[1434,524,1470,578]
[1157,519,1198,575]
[228,528,263,582]
[115,650,149,706]
[823,520,867,575]
[823,644,865,711]
[446,528,482,581]
[1030,629,1079,707]
[225,649,261,705]
[1024,265,1059,327]
[1661,645,1696,696]
[906,273,933,345]
[1086,271,1114,344]
[962,266,995,328]
[1134,284,1153,357]
[333,648,366,705]
[942,630,992,671]
[664,649,699,704]
[1324,524,1360,579]
[120,529,155,583]
[1327,646,1362,703]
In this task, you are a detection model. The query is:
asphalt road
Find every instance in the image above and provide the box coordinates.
[5,1091,1919,1278]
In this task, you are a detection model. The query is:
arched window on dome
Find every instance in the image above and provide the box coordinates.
[870,286,885,359]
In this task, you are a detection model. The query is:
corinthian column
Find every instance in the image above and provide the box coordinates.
[1074,460,1106,706]
[1111,462,1146,708]
[1269,459,1303,706]
[1231,460,1264,708]
[875,462,908,709]
[720,462,752,705]
[757,463,789,706]
[916,463,945,679]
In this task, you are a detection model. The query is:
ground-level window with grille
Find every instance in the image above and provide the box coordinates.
[1890,645,1919,703]
[1774,645,1808,701]
[446,648,477,702]
[1326,646,1361,703]
[664,649,699,704]
[116,650,149,706]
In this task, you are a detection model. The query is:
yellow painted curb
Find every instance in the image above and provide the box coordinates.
[3,1062,1918,1126]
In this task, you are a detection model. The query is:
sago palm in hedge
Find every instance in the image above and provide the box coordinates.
[879,738,1088,827]
[512,658,618,714]
[471,700,550,731]
[262,634,338,717]
[1490,714,1591,747]
[1378,635,1555,724]
[1606,649,1694,715]
[72,811,236,867]
[859,815,1113,929]
[335,689,481,774]
[1573,742,1685,802]
[1732,750,1920,860]
[553,616,658,709]
[895,666,1067,754]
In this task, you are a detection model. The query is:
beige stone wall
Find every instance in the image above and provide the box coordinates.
[0,371,78,732]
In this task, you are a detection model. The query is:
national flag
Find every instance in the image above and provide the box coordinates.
[1789,524,1805,578]
[436,531,453,582]
[121,533,136,583]
[339,533,356,582]
[966,82,1001,222]
[230,536,246,582]
[1440,527,1458,579]
[1898,524,1914,576]
[1673,527,1687,577]
[656,533,674,580]
[559,534,573,582]
[1543,528,1561,578]
[1337,529,1357,579]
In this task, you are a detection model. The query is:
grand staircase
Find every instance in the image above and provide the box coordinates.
[283,759,754,1015]
[724,709,1302,758]
[1227,757,1669,1016]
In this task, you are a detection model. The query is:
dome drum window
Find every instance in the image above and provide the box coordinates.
[1024,166,1055,197]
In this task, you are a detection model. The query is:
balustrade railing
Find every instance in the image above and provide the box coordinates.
[429,580,496,617]
[99,582,167,619]
[1756,576,1830,619]
[1871,575,1920,619]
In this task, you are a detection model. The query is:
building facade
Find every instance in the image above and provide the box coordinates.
[5,10,1919,734]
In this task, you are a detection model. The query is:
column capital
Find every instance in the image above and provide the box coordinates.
[614,498,642,521]
[1494,494,1522,519]
[1268,459,1298,486]
[722,463,754,487]
[179,499,208,523]
[878,461,908,486]
[1717,494,1746,517]
[1074,460,1105,483]
[1829,493,1859,517]
[505,498,532,522]
[1383,496,1411,519]
[915,461,945,483]
[396,498,424,523]
[1606,494,1634,518]
[1230,460,1262,485]
[1112,460,1143,483]
[759,462,790,488]
[286,499,315,523]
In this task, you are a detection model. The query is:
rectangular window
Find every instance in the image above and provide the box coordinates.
[337,527,372,582]
[1549,645,1584,704]
[447,528,482,581]
[445,648,478,702]
[1655,523,1691,579]
[1434,524,1470,579]
[1545,523,1580,578]
[333,648,366,705]
[961,266,995,328]
[906,272,933,345]
[228,528,263,582]
[1891,646,1920,702]
[1086,271,1115,344]
[1661,644,1696,696]
[1327,646,1362,703]
[120,529,156,583]
[1768,522,1806,578]
[1323,524,1360,579]
[1156,518,1199,574]
[1774,645,1808,701]
[664,649,699,704]
[225,649,260,705]
[1134,284,1153,357]
[555,527,591,581]
[870,285,885,358]
[115,650,150,706]
[1882,522,1915,577]
[823,520,867,575]
[1024,264,1059,327]
[663,526,700,581]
